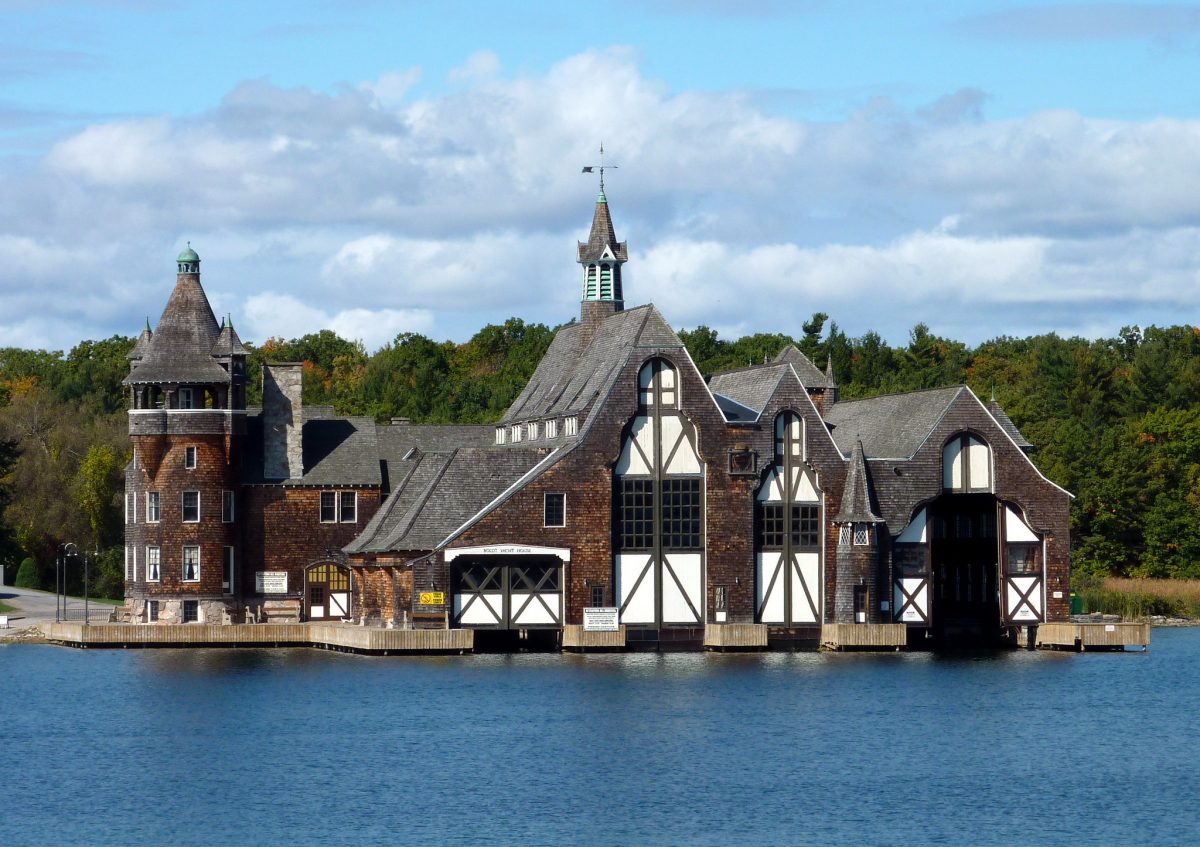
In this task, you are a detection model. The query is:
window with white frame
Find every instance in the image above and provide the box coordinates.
[838,525,851,546]
[182,490,200,523]
[183,545,200,582]
[511,425,523,443]
[146,546,161,582]
[320,491,337,522]
[147,600,159,622]
[184,445,197,469]
[495,427,507,445]
[222,490,235,523]
[339,491,357,523]
[853,523,870,546]
[564,416,578,436]
[545,419,558,439]
[544,492,566,527]
[222,546,234,593]
[528,421,539,440]
[146,491,161,523]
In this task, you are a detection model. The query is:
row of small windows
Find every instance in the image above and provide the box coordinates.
[496,416,576,445]
[124,544,234,591]
[319,491,358,524]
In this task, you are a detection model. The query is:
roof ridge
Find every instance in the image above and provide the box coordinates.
[832,383,963,407]
[382,451,456,549]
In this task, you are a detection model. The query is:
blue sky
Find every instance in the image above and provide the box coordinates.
[3,0,1200,351]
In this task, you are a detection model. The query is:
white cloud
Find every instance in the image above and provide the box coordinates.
[242,292,434,351]
[3,47,1200,351]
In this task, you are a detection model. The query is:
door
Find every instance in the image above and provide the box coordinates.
[755,412,822,626]
[306,563,351,620]
[451,558,562,629]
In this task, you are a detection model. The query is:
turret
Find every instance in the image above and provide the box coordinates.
[122,245,244,624]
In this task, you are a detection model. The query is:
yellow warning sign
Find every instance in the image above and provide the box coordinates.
[419,591,445,606]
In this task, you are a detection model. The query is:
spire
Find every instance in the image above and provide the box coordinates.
[825,356,836,386]
[128,319,153,361]
[578,146,628,309]
[834,439,882,524]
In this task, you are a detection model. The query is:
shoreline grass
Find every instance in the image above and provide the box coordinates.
[1075,575,1200,620]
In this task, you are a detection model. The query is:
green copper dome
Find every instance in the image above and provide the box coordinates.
[177,244,200,263]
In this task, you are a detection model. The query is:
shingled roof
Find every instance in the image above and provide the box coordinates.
[210,318,249,358]
[376,423,494,491]
[708,364,788,421]
[834,440,882,523]
[577,194,628,264]
[127,321,152,361]
[241,408,381,486]
[124,271,230,385]
[501,304,683,425]
[988,400,1034,451]
[824,386,963,458]
[345,447,550,553]
[773,345,830,388]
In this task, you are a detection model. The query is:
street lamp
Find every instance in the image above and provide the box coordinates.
[56,542,77,623]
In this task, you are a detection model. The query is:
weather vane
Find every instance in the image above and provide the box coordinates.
[581,142,617,193]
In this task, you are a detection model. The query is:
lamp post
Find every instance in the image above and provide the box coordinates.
[57,542,77,623]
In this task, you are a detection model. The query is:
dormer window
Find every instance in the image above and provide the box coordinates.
[495,427,507,445]
[528,421,539,440]
[511,425,523,443]
[564,417,578,437]
[545,419,558,439]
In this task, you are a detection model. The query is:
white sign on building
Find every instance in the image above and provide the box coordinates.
[256,571,289,594]
[583,607,619,632]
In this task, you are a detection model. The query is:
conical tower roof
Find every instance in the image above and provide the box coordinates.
[577,194,628,264]
[127,319,153,361]
[125,251,229,385]
[211,315,250,357]
[834,439,883,524]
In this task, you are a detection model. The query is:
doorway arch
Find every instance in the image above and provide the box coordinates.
[305,562,352,621]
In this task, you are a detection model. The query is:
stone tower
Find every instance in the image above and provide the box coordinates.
[123,245,248,623]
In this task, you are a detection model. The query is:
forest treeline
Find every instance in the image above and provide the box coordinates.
[2,312,1199,597]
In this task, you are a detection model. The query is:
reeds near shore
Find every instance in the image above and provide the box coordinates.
[1075,575,1200,620]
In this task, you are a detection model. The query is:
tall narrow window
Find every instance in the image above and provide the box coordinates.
[184,446,197,469]
[222,490,235,523]
[943,433,992,492]
[495,427,507,445]
[661,478,702,549]
[147,600,159,622]
[545,419,558,439]
[320,491,336,523]
[124,546,132,581]
[544,493,566,527]
[178,388,194,410]
[146,491,161,523]
[528,421,539,441]
[182,491,200,523]
[222,547,235,594]
[146,547,161,582]
[564,417,578,436]
[183,545,200,582]
[339,491,357,523]
[618,478,655,550]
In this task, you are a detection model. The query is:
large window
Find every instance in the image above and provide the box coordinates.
[182,491,200,523]
[661,478,702,549]
[146,491,161,523]
[759,503,786,549]
[618,478,655,550]
[792,505,819,549]
[146,546,161,582]
[943,433,992,492]
[638,359,677,409]
[182,545,200,582]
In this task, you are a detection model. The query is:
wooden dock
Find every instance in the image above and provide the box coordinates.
[820,623,907,651]
[44,622,474,655]
[1035,622,1150,652]
[703,623,768,651]
[561,624,626,651]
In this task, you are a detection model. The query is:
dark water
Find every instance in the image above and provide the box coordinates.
[2,632,1198,847]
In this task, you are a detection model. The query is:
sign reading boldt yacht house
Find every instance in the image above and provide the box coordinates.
[119,188,1072,650]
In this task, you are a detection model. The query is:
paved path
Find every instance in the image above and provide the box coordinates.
[0,585,114,641]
